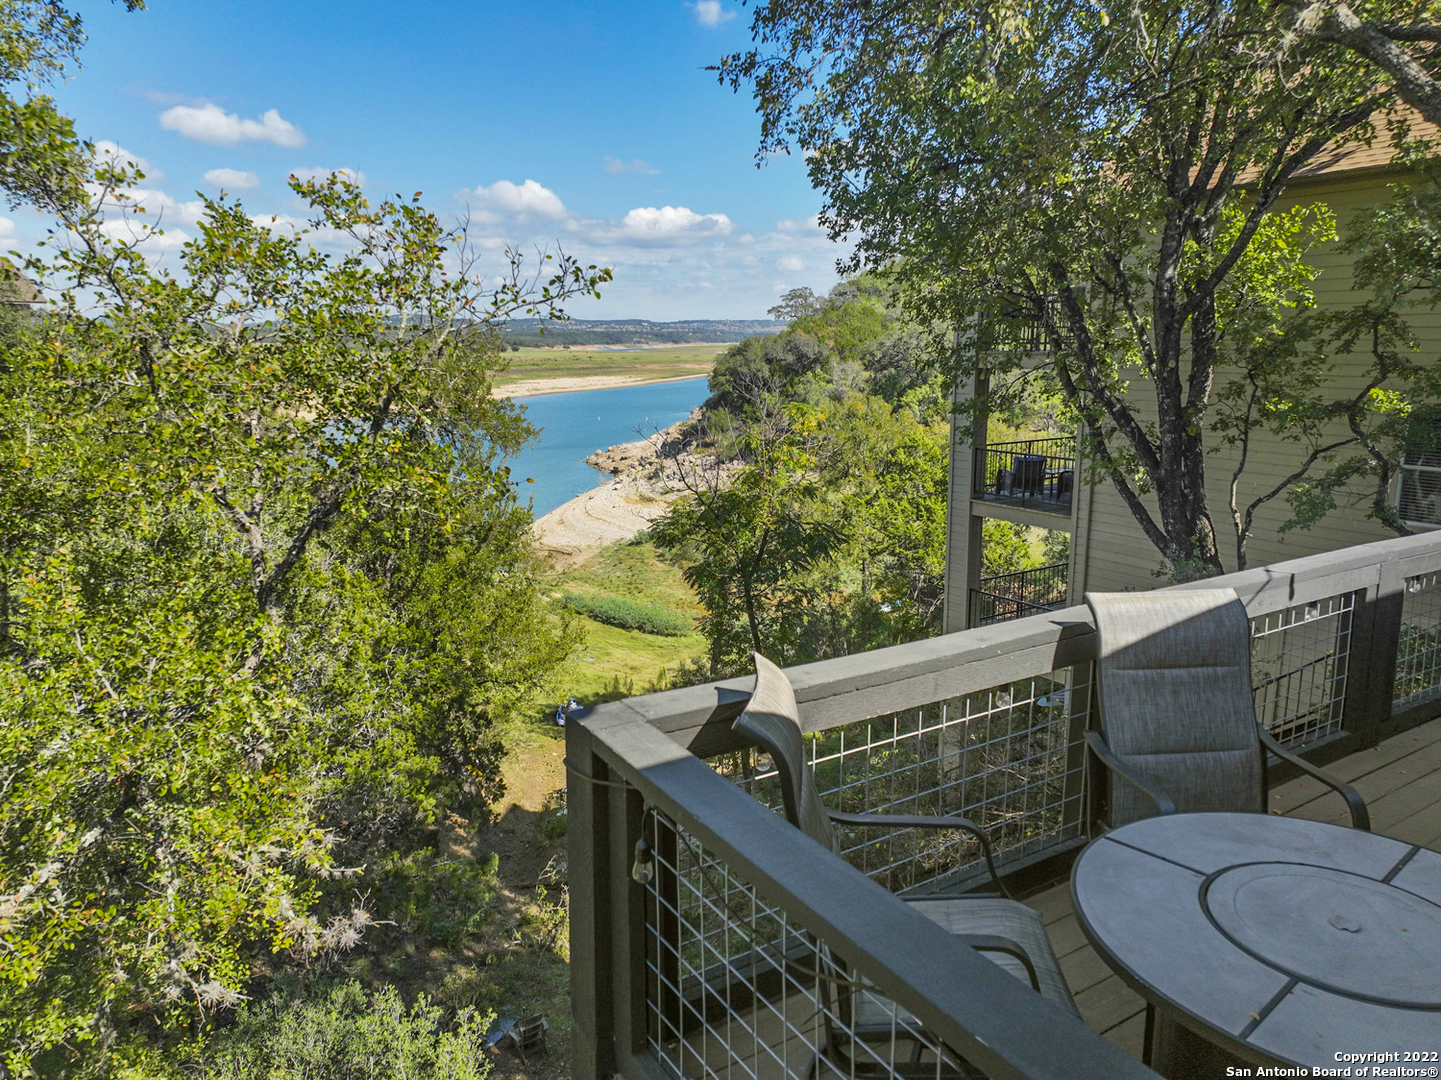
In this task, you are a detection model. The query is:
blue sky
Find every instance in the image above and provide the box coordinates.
[22,0,853,320]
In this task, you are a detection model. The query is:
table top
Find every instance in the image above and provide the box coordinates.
[1071,813,1441,1067]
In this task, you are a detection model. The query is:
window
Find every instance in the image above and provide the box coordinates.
[1398,408,1441,529]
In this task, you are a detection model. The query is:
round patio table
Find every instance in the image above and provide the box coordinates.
[1071,812,1441,1074]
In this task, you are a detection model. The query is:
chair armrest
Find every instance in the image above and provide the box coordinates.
[955,933,1040,993]
[1084,730,1178,817]
[1257,727,1371,831]
[827,809,1009,897]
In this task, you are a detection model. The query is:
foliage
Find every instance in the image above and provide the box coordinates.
[203,979,493,1080]
[1271,160,1441,536]
[705,277,943,427]
[0,22,607,1070]
[1279,0,1441,129]
[717,0,1437,576]
[370,850,502,947]
[560,592,693,636]
[653,405,842,674]
[664,277,1065,670]
[768,286,823,321]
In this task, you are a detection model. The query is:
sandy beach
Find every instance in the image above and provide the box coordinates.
[530,462,682,568]
[530,418,731,569]
[494,372,708,399]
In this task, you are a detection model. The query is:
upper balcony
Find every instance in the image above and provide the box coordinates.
[973,437,1076,518]
[568,531,1441,1080]
[980,297,1074,356]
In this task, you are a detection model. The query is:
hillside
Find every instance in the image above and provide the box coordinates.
[498,318,784,347]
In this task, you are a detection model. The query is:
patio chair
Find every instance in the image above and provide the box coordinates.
[1011,454,1046,497]
[734,652,1079,1079]
[1084,588,1370,831]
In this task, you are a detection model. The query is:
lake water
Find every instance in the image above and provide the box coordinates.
[509,376,710,518]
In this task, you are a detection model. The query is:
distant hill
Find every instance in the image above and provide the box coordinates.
[499,318,785,347]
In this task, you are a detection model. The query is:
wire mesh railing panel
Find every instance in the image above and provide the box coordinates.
[981,296,1073,354]
[643,807,981,1080]
[1395,571,1441,711]
[711,670,1088,894]
[1249,592,1354,747]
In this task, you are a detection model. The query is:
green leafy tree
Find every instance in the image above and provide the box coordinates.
[1278,156,1441,533]
[767,285,823,321]
[718,0,1436,576]
[0,138,606,1080]
[653,405,841,674]
[1276,0,1441,127]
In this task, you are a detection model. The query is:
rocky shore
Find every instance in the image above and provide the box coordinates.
[530,413,733,568]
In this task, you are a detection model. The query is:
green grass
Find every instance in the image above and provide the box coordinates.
[560,592,693,636]
[492,344,721,388]
[554,539,707,704]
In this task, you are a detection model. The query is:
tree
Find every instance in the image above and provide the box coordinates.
[767,285,823,321]
[719,0,1428,576]
[1279,0,1441,127]
[652,404,840,674]
[0,95,607,1080]
[1275,152,1441,535]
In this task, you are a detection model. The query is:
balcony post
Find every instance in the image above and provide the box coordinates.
[944,367,988,633]
[605,753,652,1068]
[566,721,617,1080]
[1335,560,1394,750]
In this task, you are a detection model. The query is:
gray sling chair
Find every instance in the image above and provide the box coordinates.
[1084,588,1370,1067]
[1083,588,1369,831]
[733,652,1079,1080]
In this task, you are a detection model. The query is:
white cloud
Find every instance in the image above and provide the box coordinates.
[599,205,733,246]
[160,103,306,148]
[604,156,659,175]
[464,178,566,220]
[778,255,805,272]
[121,188,208,226]
[776,214,823,232]
[203,167,259,189]
[692,1,736,27]
[0,217,14,241]
[291,166,366,187]
[93,140,162,180]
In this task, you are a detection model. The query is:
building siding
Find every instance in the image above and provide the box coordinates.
[1074,170,1440,593]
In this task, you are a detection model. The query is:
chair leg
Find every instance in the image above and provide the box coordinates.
[1142,1002,1155,1068]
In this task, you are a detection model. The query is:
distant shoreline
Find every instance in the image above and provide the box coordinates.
[493,372,709,400]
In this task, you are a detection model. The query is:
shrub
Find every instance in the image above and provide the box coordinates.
[560,592,693,636]
[205,979,492,1080]
[371,850,502,947]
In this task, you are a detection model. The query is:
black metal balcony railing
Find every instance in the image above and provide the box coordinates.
[971,561,1069,627]
[973,438,1075,515]
[982,297,1074,354]
[569,531,1441,1080]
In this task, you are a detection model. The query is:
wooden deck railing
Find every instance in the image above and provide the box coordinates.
[568,530,1441,1080]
